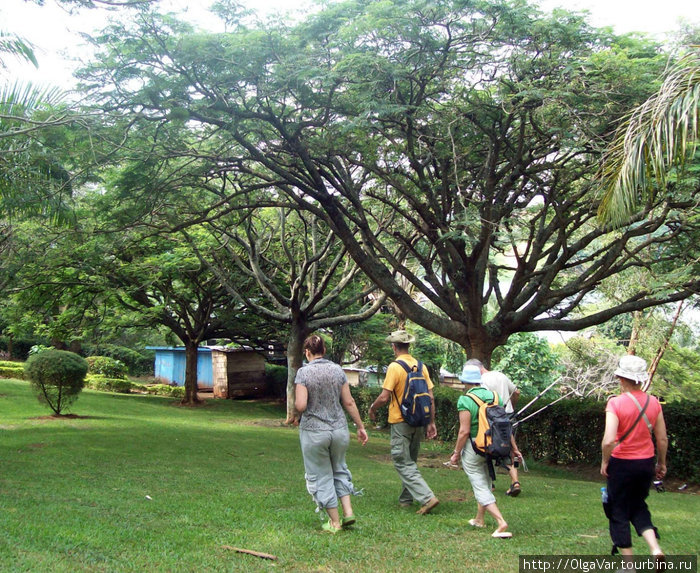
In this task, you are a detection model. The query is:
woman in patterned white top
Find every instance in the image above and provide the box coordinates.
[295,334,368,533]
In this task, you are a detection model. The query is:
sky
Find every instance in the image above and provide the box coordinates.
[2,0,699,92]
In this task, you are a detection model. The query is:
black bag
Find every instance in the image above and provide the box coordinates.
[393,360,432,427]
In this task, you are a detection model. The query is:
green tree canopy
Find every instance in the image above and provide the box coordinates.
[78,0,700,364]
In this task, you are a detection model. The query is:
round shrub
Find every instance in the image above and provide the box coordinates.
[86,356,128,379]
[24,350,88,415]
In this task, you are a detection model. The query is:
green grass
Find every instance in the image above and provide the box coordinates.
[1,378,698,572]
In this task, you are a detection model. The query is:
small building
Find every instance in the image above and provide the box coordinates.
[147,346,266,398]
[342,367,366,387]
[208,346,266,399]
[148,346,213,389]
[342,366,383,387]
[440,369,463,390]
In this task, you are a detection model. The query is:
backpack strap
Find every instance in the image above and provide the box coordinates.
[465,390,497,480]
[391,359,418,406]
[615,392,652,445]
[465,389,498,407]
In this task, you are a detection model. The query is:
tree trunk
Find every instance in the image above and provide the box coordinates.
[285,321,309,425]
[465,334,501,369]
[627,310,643,355]
[181,339,202,406]
[647,300,684,387]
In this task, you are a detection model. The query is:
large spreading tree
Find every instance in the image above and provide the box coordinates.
[79,0,700,364]
[196,206,387,422]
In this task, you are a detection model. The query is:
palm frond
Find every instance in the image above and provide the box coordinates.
[0,80,63,124]
[598,46,700,226]
[0,30,38,69]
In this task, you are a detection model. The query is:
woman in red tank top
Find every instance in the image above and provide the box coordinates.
[600,355,668,567]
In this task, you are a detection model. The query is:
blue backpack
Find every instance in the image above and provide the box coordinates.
[393,360,432,427]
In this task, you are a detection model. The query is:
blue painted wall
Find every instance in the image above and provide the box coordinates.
[147,347,213,387]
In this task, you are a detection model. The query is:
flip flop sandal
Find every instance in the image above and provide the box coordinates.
[492,530,513,538]
[468,519,485,528]
[342,515,356,527]
[322,520,341,534]
[506,482,521,497]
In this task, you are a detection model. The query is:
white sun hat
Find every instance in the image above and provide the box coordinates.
[614,355,649,384]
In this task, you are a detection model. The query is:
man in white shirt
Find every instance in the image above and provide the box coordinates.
[466,359,522,496]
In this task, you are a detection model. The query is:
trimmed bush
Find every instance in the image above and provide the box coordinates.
[86,356,128,379]
[142,384,185,398]
[82,344,155,376]
[0,361,25,380]
[24,350,88,415]
[85,375,133,394]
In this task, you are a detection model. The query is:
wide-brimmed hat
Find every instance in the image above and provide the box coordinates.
[614,355,649,384]
[458,364,482,384]
[385,330,416,344]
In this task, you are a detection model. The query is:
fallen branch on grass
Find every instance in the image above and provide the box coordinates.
[222,546,278,561]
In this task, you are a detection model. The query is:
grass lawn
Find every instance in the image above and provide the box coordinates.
[1,378,698,572]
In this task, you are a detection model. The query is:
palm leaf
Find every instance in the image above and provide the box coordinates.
[0,30,38,69]
[598,46,700,226]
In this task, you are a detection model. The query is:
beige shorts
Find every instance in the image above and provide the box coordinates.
[460,445,497,506]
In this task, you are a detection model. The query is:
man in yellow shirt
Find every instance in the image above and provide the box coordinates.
[368,330,440,515]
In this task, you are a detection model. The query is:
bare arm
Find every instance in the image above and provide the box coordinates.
[653,410,668,479]
[449,410,471,466]
[600,411,619,477]
[510,388,521,409]
[368,388,392,422]
[340,383,368,445]
[294,384,308,413]
[425,388,437,439]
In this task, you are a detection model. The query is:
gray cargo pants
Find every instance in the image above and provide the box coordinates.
[390,421,434,506]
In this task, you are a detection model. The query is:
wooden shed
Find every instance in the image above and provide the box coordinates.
[209,346,267,399]
[148,345,266,398]
[440,370,464,390]
[342,367,365,387]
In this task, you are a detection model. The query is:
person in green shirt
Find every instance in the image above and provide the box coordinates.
[448,364,516,538]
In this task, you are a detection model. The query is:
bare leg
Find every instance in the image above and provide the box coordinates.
[483,502,508,533]
[471,503,486,526]
[619,548,636,572]
[325,507,341,529]
[340,495,353,519]
[509,464,519,486]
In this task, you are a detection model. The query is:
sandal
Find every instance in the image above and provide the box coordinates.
[492,530,513,538]
[468,519,485,528]
[342,515,356,528]
[506,481,521,497]
[322,520,341,534]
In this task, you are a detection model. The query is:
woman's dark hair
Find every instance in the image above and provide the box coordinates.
[303,334,326,356]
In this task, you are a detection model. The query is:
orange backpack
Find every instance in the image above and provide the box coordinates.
[467,390,512,460]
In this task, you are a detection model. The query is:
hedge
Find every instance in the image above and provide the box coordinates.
[0,361,25,380]
[86,356,128,379]
[349,386,700,483]
[84,375,186,398]
[85,375,134,394]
